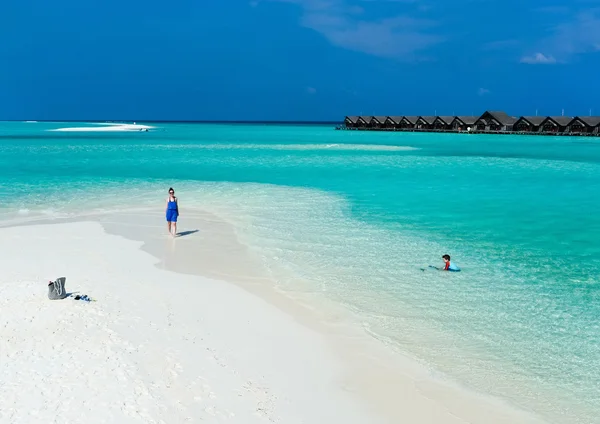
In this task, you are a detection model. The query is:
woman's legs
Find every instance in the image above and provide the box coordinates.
[166,210,178,236]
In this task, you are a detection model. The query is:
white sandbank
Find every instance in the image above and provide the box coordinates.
[50,123,154,132]
[0,221,374,424]
[0,212,548,424]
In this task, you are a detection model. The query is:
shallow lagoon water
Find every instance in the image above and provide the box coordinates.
[1,121,599,423]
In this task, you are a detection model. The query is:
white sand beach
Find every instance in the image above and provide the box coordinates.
[51,123,154,132]
[0,210,548,424]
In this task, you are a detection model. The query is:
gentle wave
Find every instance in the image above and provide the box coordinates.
[158,143,418,151]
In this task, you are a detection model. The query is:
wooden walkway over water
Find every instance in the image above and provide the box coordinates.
[335,127,600,137]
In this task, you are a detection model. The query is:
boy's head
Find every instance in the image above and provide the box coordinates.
[442,254,451,262]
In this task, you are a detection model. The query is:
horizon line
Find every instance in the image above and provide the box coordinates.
[4,119,342,125]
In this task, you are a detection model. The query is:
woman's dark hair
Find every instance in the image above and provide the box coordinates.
[168,187,174,193]
[442,254,451,260]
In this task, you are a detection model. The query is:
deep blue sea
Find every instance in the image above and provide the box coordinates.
[1,121,599,423]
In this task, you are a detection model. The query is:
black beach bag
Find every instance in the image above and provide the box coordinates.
[48,277,68,300]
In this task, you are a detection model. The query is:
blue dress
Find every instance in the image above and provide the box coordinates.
[166,198,178,222]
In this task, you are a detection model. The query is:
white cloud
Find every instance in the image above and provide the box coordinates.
[478,87,490,96]
[520,52,557,64]
[302,15,441,58]
[306,86,317,94]
[524,10,600,62]
[270,0,443,59]
[550,11,600,55]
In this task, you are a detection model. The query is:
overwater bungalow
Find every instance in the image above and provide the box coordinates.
[339,112,600,137]
[384,116,404,129]
[539,116,572,133]
[451,116,478,131]
[356,116,372,128]
[474,111,517,132]
[344,116,359,128]
[513,116,545,133]
[433,116,454,130]
[416,116,436,130]
[400,116,419,129]
[568,116,600,134]
[369,116,388,129]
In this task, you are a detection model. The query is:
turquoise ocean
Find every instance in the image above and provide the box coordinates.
[1,121,599,423]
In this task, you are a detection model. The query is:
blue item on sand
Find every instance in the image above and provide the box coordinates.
[73,294,93,302]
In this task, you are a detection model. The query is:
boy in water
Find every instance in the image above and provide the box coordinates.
[441,254,461,272]
[424,254,461,272]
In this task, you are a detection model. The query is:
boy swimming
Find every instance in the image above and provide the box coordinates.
[441,254,461,272]
[425,255,461,272]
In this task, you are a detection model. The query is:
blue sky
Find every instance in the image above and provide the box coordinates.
[1,0,599,121]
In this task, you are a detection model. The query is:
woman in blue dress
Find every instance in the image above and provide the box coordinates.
[165,187,179,236]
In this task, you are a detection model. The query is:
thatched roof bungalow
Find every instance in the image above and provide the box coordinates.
[451,116,478,130]
[433,116,454,130]
[369,116,388,128]
[356,116,373,128]
[568,116,600,134]
[540,116,572,133]
[384,116,404,129]
[400,116,419,129]
[513,116,545,132]
[475,111,517,131]
[344,116,359,128]
[416,116,436,130]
